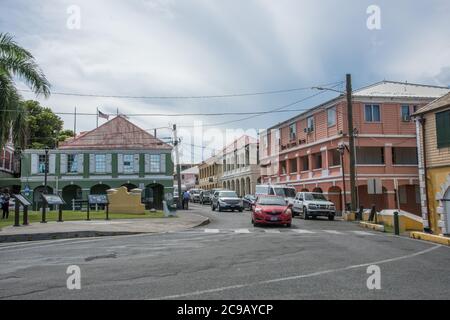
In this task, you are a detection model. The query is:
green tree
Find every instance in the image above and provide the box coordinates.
[22,100,66,149]
[0,33,50,150]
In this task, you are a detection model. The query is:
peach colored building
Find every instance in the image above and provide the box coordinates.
[260,81,449,215]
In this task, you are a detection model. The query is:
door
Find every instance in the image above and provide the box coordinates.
[445,188,450,235]
[294,193,304,213]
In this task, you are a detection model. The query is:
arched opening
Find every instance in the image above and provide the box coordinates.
[236,179,240,196]
[62,184,82,210]
[231,180,235,192]
[301,188,309,192]
[328,186,342,213]
[121,183,138,192]
[144,183,164,210]
[246,177,251,194]
[33,185,54,210]
[312,187,323,193]
[223,182,226,188]
[90,184,110,195]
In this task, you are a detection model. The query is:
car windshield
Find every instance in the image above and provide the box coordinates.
[257,196,286,206]
[304,193,327,201]
[273,187,296,198]
[246,195,255,200]
[219,191,238,198]
[255,186,269,194]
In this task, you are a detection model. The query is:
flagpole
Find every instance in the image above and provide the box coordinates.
[74,107,77,135]
[96,107,99,128]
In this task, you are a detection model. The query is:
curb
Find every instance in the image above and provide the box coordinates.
[410,231,450,246]
[359,221,385,232]
[0,215,211,243]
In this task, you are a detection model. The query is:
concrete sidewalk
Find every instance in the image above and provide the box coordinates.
[0,211,209,243]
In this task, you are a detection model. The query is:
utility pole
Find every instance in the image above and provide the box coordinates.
[173,124,182,209]
[346,74,357,212]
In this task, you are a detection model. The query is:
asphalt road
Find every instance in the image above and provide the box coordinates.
[0,203,449,300]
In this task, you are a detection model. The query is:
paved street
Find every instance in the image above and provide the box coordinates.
[0,203,449,300]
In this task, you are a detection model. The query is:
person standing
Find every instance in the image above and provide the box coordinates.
[182,190,190,210]
[1,190,10,219]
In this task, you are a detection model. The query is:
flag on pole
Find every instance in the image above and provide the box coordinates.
[98,110,109,120]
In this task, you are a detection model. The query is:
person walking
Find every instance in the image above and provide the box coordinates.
[182,190,190,210]
[1,190,10,219]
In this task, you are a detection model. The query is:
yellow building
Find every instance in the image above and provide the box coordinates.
[414,92,450,235]
[198,155,222,190]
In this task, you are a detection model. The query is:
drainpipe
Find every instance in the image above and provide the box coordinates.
[418,116,433,233]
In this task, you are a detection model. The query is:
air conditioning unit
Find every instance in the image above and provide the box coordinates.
[304,127,313,134]
[402,115,411,122]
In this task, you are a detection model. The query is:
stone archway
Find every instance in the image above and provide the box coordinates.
[121,183,138,192]
[144,183,164,210]
[231,180,235,191]
[328,186,342,212]
[90,184,110,195]
[312,187,323,193]
[62,184,82,210]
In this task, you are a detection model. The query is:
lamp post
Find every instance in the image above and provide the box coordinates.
[337,144,349,213]
[41,147,49,223]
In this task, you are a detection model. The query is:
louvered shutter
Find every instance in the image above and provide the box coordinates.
[89,154,95,173]
[60,154,67,174]
[77,154,84,173]
[134,154,140,173]
[160,154,166,173]
[117,154,123,173]
[106,154,112,173]
[49,154,56,174]
[31,154,38,174]
[145,154,150,173]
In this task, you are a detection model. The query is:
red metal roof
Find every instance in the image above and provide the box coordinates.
[59,115,172,150]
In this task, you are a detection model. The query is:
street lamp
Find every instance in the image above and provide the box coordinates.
[41,147,49,223]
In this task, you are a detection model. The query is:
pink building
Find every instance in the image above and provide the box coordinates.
[260,81,449,215]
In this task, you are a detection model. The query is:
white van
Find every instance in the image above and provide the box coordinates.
[255,184,297,204]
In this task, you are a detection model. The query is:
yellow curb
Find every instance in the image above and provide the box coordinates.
[359,221,385,232]
[410,232,450,246]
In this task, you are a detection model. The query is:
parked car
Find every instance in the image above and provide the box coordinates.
[255,184,297,205]
[251,195,292,227]
[199,190,211,204]
[292,192,336,220]
[189,188,202,203]
[211,190,243,212]
[242,194,256,210]
[209,188,225,202]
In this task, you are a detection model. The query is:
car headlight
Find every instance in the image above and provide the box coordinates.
[329,205,335,209]
[219,199,226,205]
[308,204,317,209]
[255,208,262,213]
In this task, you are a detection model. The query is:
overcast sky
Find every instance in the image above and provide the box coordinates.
[1,0,450,162]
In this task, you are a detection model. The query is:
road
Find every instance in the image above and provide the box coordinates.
[0,203,449,299]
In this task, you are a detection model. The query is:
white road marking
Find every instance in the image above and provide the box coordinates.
[351,231,374,236]
[264,229,281,233]
[234,229,251,233]
[150,244,442,300]
[292,229,316,234]
[204,229,220,233]
[322,230,343,234]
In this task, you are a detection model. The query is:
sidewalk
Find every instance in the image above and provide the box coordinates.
[0,211,209,243]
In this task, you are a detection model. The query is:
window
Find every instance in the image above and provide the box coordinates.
[401,105,410,122]
[307,116,314,132]
[289,123,297,141]
[67,154,78,173]
[280,160,287,175]
[300,156,309,171]
[356,147,384,165]
[123,154,134,173]
[365,104,381,122]
[95,154,106,173]
[327,107,336,127]
[150,154,160,172]
[312,153,322,169]
[263,135,268,148]
[330,149,341,167]
[38,154,46,173]
[392,147,418,165]
[289,158,297,173]
[436,110,450,148]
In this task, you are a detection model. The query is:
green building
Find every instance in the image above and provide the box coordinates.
[20,116,174,210]
[0,142,21,192]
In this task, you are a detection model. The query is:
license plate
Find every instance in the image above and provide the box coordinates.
[270,216,279,221]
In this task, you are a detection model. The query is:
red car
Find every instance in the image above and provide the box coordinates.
[251,195,292,228]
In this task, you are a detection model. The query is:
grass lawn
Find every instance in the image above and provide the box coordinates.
[0,209,168,229]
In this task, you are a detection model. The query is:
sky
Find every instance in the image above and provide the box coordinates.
[1,0,450,163]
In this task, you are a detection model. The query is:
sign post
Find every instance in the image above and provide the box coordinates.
[13,194,31,226]
[88,195,109,221]
[41,194,66,222]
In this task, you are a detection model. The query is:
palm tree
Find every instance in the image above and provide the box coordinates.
[0,32,50,150]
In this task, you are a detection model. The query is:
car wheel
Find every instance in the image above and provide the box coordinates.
[303,208,309,220]
[286,223,291,228]
[211,204,215,211]
[238,208,243,212]
[328,215,335,221]
[218,205,223,212]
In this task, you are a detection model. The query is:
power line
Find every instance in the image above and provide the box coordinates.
[17,81,342,100]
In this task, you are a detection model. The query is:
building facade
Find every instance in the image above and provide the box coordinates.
[198,155,222,190]
[260,81,449,215]
[20,116,174,210]
[219,135,260,196]
[414,92,450,235]
[0,142,21,192]
[180,165,199,190]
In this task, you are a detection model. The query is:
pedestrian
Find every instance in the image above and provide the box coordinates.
[0,192,4,219]
[182,190,190,210]
[1,190,10,219]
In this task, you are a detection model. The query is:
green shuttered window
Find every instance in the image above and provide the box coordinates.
[436,110,450,148]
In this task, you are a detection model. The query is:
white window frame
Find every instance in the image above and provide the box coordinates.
[95,154,106,173]
[327,106,336,127]
[67,154,78,173]
[289,123,297,141]
[150,154,160,173]
[123,154,134,173]
[365,104,381,122]
[307,116,314,131]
